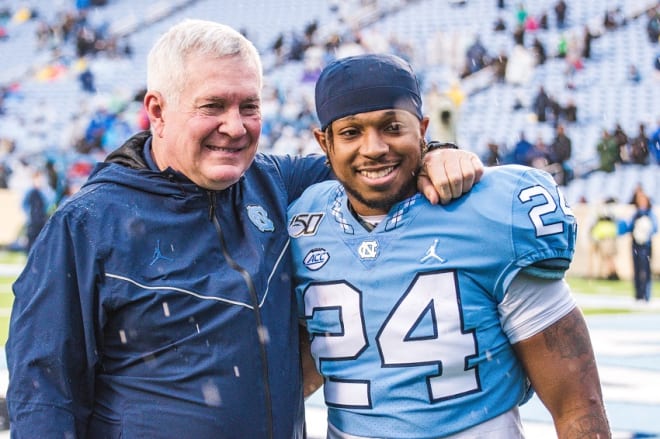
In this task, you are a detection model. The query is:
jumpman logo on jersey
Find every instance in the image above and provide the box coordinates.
[420,239,446,263]
[150,239,174,265]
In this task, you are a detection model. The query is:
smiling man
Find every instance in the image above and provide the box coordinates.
[6,21,483,439]
[289,54,610,439]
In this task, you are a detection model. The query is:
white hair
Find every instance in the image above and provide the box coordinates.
[146,19,263,106]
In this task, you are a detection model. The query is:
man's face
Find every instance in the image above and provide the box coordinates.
[151,53,262,190]
[320,109,428,216]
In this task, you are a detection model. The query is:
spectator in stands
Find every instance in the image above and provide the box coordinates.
[531,85,550,122]
[531,135,551,169]
[515,3,528,27]
[546,96,563,126]
[494,16,507,32]
[564,33,584,90]
[532,36,547,65]
[491,50,509,82]
[554,0,567,28]
[620,185,658,302]
[647,6,660,43]
[425,83,458,143]
[604,7,626,30]
[21,169,50,253]
[101,111,134,152]
[512,131,536,166]
[34,20,53,50]
[590,197,620,280]
[628,64,642,83]
[523,13,540,32]
[556,32,568,58]
[581,25,595,59]
[513,24,525,46]
[0,6,10,22]
[539,10,549,30]
[463,35,490,76]
[596,128,621,172]
[0,162,11,188]
[78,65,96,93]
[650,118,660,164]
[80,105,113,154]
[612,123,629,162]
[483,139,503,166]
[629,123,650,165]
[6,19,483,438]
[563,97,578,123]
[548,123,573,184]
[75,25,97,57]
[0,86,6,116]
[44,158,65,206]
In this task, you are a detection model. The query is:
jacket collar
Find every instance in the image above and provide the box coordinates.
[104,130,151,169]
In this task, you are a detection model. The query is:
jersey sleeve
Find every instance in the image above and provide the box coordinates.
[267,153,333,204]
[499,273,576,343]
[7,207,100,437]
[507,166,577,280]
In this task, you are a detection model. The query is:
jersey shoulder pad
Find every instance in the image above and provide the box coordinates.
[488,165,576,279]
[288,180,338,212]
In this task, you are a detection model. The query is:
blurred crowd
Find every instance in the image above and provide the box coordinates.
[0,0,659,249]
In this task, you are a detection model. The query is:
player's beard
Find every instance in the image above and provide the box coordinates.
[344,178,417,214]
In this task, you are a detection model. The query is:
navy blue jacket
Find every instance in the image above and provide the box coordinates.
[7,131,331,438]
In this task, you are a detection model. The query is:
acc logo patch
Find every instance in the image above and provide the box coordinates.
[303,248,330,271]
[247,205,275,232]
[288,212,324,237]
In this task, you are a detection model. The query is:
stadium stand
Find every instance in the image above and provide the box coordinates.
[0,0,659,232]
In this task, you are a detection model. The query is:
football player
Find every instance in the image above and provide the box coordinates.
[289,53,610,439]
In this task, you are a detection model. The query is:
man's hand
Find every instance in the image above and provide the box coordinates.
[418,148,484,205]
[300,325,323,398]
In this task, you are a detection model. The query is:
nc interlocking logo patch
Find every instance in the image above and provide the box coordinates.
[358,240,378,259]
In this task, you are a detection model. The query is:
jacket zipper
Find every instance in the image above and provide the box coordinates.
[206,191,274,439]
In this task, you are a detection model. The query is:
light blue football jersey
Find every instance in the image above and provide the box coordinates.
[288,165,576,438]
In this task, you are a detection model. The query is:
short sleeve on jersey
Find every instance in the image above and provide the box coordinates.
[498,272,576,343]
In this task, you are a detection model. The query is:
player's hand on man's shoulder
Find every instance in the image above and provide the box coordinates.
[418,142,484,205]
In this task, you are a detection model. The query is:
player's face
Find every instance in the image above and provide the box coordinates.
[320,109,428,216]
[149,53,262,190]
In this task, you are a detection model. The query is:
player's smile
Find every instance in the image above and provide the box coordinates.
[357,164,397,181]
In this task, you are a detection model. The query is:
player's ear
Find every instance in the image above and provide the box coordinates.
[419,116,430,139]
[313,128,329,155]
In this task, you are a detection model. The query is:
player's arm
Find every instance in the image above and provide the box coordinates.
[502,167,608,437]
[512,308,611,438]
[299,324,323,398]
[417,145,484,205]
